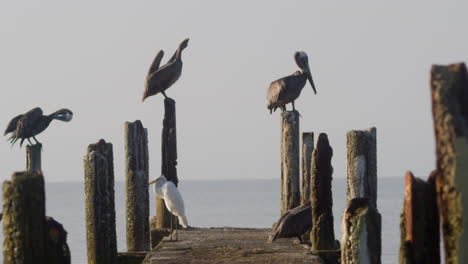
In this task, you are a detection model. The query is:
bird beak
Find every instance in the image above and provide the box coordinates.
[305,65,317,95]
[149,179,157,185]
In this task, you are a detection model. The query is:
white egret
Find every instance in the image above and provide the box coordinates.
[149,175,188,241]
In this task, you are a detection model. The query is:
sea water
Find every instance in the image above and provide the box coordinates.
[0,177,404,264]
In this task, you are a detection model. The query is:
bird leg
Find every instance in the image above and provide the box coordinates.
[162,91,168,99]
[27,138,33,145]
[33,136,40,145]
[297,235,304,244]
[281,105,286,112]
[169,214,173,241]
[175,217,179,241]
[292,101,296,111]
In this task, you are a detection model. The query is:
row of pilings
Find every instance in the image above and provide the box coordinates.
[279,62,468,264]
[2,98,178,264]
[279,108,381,263]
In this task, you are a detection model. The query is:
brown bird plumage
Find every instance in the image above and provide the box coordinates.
[267,51,317,113]
[268,202,312,243]
[142,38,189,102]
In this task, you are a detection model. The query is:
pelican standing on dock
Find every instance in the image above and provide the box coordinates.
[142,38,190,102]
[268,202,312,244]
[149,175,188,241]
[4,107,73,147]
[267,51,317,113]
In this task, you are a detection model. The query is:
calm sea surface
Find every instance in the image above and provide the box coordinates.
[0,177,405,264]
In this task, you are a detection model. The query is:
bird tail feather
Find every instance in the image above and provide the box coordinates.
[178,215,188,228]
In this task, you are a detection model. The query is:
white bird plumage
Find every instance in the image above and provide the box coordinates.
[150,175,188,228]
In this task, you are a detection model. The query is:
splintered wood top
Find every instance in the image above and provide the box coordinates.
[143,228,323,264]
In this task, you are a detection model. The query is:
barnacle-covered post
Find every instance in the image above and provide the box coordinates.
[280,110,300,215]
[399,171,439,264]
[156,98,179,229]
[310,133,339,263]
[84,139,117,264]
[3,171,47,264]
[26,143,42,171]
[301,132,314,205]
[125,120,150,251]
[431,62,468,264]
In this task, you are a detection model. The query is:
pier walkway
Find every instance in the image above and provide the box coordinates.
[142,227,323,264]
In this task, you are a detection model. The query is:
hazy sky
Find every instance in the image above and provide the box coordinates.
[1,1,467,182]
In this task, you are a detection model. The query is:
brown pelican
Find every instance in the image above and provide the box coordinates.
[4,107,73,147]
[267,51,317,113]
[142,38,189,102]
[268,202,312,244]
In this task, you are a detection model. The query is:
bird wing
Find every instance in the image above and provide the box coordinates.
[148,50,164,75]
[266,79,286,108]
[162,182,186,218]
[4,114,23,136]
[167,50,177,64]
[16,107,43,138]
[269,202,311,242]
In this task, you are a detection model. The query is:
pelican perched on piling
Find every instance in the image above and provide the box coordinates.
[142,38,190,102]
[268,202,312,244]
[149,175,188,241]
[267,51,317,113]
[4,107,73,147]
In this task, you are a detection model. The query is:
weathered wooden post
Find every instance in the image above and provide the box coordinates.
[26,143,42,171]
[125,120,150,251]
[431,63,468,264]
[280,110,300,215]
[310,133,339,262]
[346,127,377,207]
[84,139,117,264]
[341,198,381,264]
[3,171,47,264]
[399,171,439,264]
[301,132,314,205]
[156,98,179,229]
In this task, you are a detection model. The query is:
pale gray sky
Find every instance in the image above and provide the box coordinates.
[1,1,467,182]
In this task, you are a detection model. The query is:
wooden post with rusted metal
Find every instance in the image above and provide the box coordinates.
[346,127,377,207]
[399,171,439,264]
[26,143,42,171]
[431,63,468,264]
[301,132,314,205]
[341,198,381,264]
[280,110,300,215]
[3,171,47,264]
[310,133,339,262]
[125,120,150,251]
[156,98,179,229]
[84,139,117,264]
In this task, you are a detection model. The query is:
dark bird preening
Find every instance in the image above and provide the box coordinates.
[268,202,312,244]
[142,38,190,102]
[267,51,317,114]
[4,107,73,147]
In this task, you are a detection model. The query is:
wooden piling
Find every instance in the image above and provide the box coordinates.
[431,63,468,264]
[3,171,46,264]
[46,216,71,264]
[399,171,440,264]
[26,143,42,171]
[156,98,179,229]
[125,120,150,251]
[341,198,381,264]
[301,132,314,205]
[346,127,377,208]
[310,133,337,256]
[280,110,300,215]
[84,139,117,264]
